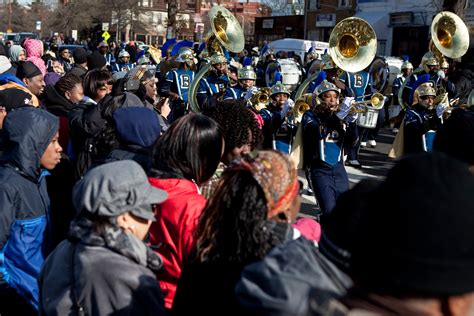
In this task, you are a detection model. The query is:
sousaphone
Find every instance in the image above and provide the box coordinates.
[188,6,245,112]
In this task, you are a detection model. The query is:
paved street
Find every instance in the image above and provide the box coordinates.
[299,127,397,218]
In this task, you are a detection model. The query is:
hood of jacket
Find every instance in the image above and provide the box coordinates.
[0,72,26,87]
[113,107,161,148]
[43,84,75,116]
[1,107,59,180]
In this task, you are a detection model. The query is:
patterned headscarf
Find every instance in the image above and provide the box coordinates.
[228,150,298,219]
[23,38,46,76]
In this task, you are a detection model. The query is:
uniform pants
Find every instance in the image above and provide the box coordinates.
[309,161,349,215]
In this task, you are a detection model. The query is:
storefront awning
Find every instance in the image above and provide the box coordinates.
[354,11,388,40]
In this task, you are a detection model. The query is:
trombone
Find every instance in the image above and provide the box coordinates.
[347,92,385,113]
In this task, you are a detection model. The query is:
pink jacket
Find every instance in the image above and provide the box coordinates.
[23,38,46,76]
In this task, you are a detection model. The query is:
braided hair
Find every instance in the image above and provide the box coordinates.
[54,73,82,97]
[196,170,278,265]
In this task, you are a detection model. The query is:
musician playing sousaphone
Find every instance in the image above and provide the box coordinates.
[301,80,357,216]
[196,52,231,111]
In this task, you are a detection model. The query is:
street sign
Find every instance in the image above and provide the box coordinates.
[102,23,109,31]
[36,21,41,31]
[72,30,78,41]
[102,31,110,42]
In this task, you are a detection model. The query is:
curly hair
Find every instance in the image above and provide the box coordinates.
[196,170,278,265]
[206,99,262,160]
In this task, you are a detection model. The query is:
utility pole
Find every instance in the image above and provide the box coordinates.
[7,0,12,32]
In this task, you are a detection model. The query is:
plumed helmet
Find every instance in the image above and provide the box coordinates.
[270,81,290,97]
[118,50,130,58]
[238,66,256,80]
[306,50,320,65]
[210,53,228,65]
[313,80,340,98]
[415,82,437,98]
[421,51,439,72]
[175,47,194,63]
[401,61,413,70]
[137,56,150,65]
[320,54,336,70]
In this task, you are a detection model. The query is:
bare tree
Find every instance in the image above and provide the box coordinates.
[48,0,101,35]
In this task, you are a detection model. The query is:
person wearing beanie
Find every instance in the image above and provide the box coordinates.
[0,107,62,315]
[433,108,474,169]
[16,60,46,97]
[39,160,167,315]
[87,50,107,70]
[0,59,41,107]
[69,47,88,77]
[307,152,474,315]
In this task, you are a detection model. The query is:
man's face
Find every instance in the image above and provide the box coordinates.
[419,95,435,109]
[60,49,71,59]
[99,46,108,54]
[427,64,439,75]
[213,62,227,73]
[25,74,45,96]
[240,79,255,90]
[40,131,62,170]
[273,93,289,107]
[321,90,339,111]
[402,68,413,77]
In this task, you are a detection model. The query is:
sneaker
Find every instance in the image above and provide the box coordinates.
[306,187,314,196]
[368,140,376,148]
[346,160,362,169]
[360,141,367,148]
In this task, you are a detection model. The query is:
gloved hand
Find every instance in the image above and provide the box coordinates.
[436,102,449,118]
[281,99,293,117]
[336,96,355,120]
[437,70,446,79]
[244,87,258,100]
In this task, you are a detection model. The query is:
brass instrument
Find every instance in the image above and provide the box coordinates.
[398,12,470,109]
[295,17,377,100]
[348,92,385,113]
[292,96,312,123]
[431,11,469,59]
[249,87,271,111]
[188,5,245,112]
[328,17,377,73]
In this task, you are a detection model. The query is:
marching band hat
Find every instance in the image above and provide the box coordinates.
[270,81,290,97]
[415,82,437,98]
[118,50,130,58]
[401,61,413,70]
[210,53,228,65]
[175,47,195,63]
[238,66,256,80]
[314,79,340,98]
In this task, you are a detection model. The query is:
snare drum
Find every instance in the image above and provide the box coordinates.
[357,105,380,129]
[265,59,302,92]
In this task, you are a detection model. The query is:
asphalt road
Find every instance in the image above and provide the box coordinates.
[299,127,397,218]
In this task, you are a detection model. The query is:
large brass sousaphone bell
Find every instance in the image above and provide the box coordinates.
[431,11,469,59]
[188,5,245,112]
[329,17,377,73]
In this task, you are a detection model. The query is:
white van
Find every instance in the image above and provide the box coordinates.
[267,38,329,62]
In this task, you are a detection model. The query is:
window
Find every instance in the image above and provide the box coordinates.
[142,0,149,6]
[308,0,319,11]
[338,0,350,7]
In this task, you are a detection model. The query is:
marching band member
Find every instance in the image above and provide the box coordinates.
[111,50,135,74]
[196,52,230,110]
[302,80,357,216]
[260,82,295,152]
[158,48,195,122]
[224,66,257,101]
[404,78,448,154]
[391,61,413,131]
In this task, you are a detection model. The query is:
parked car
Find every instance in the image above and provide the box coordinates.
[14,32,39,45]
[2,32,17,45]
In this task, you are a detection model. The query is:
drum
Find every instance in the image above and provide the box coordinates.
[265,59,302,92]
[357,106,380,129]
[369,56,403,94]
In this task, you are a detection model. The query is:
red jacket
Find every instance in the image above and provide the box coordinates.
[148,177,207,309]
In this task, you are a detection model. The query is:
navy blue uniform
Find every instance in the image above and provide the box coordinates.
[0,108,58,313]
[404,104,442,154]
[197,73,229,110]
[223,85,248,100]
[159,68,195,122]
[302,110,350,215]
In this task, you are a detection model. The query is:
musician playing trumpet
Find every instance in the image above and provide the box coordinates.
[403,79,448,154]
[301,80,357,216]
[224,66,257,101]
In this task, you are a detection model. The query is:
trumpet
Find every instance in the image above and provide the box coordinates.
[249,87,272,111]
[349,92,385,112]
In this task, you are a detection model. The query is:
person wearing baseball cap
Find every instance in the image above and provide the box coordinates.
[39,160,167,315]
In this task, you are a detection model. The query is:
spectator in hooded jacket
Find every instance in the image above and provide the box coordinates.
[0,58,41,107]
[172,150,300,315]
[105,107,161,172]
[0,107,61,315]
[39,160,167,315]
[148,113,224,309]
[7,45,26,74]
[23,38,47,76]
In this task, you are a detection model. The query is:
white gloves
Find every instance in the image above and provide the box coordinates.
[244,87,259,100]
[281,99,294,117]
[437,70,446,79]
[336,96,355,120]
[436,102,449,118]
